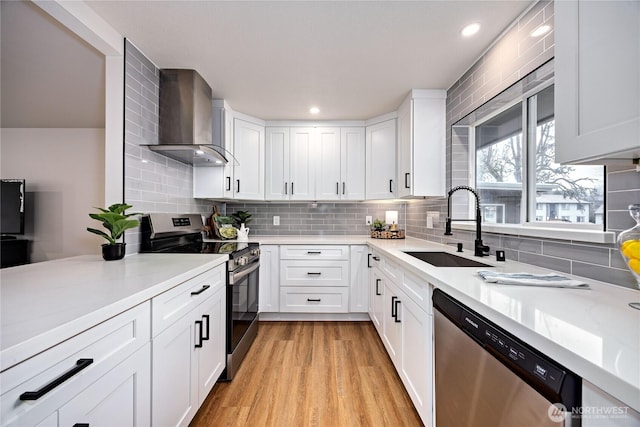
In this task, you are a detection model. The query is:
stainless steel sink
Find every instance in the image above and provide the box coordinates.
[404,251,492,267]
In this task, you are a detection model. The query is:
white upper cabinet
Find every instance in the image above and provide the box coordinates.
[233,117,265,200]
[289,128,316,200]
[555,0,640,164]
[397,90,446,198]
[366,118,397,200]
[265,127,290,200]
[316,127,366,201]
[265,127,315,200]
[193,100,234,199]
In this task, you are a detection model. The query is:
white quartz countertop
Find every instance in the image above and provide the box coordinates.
[365,237,640,412]
[0,253,228,370]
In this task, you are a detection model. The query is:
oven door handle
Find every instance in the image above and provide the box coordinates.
[229,261,260,284]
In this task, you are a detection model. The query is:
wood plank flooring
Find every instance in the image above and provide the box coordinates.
[191,321,423,427]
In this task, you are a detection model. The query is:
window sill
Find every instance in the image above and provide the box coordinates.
[452,223,615,244]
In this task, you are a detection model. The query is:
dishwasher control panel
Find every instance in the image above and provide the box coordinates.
[460,308,566,395]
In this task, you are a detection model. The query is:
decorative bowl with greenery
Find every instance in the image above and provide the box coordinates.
[87,203,140,260]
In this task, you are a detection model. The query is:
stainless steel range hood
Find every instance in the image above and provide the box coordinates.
[144,69,228,166]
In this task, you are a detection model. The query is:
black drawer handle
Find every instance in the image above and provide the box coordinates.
[226,176,231,191]
[336,182,340,195]
[342,182,346,195]
[389,179,393,193]
[73,424,90,427]
[307,298,321,302]
[20,359,94,401]
[236,179,240,193]
[394,299,402,323]
[405,172,410,189]
[195,320,203,348]
[202,314,210,341]
[391,296,398,319]
[307,272,322,275]
[191,285,210,296]
[375,278,381,296]
[307,251,321,254]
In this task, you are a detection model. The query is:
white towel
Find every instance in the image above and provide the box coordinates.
[477,270,590,289]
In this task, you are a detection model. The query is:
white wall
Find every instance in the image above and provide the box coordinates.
[1,128,105,262]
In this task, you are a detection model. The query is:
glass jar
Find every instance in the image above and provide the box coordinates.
[617,203,640,288]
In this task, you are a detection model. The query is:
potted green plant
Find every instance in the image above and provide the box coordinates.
[87,203,140,260]
[231,210,253,228]
[371,218,386,231]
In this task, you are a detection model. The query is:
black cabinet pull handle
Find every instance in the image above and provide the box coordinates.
[73,424,90,427]
[307,251,321,254]
[226,176,231,191]
[236,179,240,193]
[202,314,210,340]
[389,179,393,193]
[20,359,94,401]
[373,256,380,261]
[190,285,210,296]
[307,272,322,275]
[291,182,294,195]
[375,278,381,296]
[405,172,410,189]
[336,182,339,195]
[342,182,346,195]
[195,320,203,348]
[368,253,372,268]
[394,299,402,323]
[391,296,398,319]
[307,298,321,302]
[285,182,288,195]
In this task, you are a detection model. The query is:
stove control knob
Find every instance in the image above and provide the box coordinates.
[236,256,249,266]
[250,248,261,256]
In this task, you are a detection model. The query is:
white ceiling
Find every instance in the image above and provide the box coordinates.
[1,0,534,127]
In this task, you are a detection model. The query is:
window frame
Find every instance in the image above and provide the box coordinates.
[462,79,611,240]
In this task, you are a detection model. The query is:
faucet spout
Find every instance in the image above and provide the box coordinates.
[444,185,490,257]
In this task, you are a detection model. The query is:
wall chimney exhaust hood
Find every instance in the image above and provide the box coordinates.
[144,69,228,166]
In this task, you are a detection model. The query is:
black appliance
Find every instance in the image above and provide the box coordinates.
[1,179,26,235]
[140,213,259,381]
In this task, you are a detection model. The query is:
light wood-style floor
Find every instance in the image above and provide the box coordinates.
[191,321,423,427]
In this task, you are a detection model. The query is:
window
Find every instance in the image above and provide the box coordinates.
[472,83,605,228]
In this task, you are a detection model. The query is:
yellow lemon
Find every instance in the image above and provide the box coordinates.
[622,240,640,260]
[628,258,640,274]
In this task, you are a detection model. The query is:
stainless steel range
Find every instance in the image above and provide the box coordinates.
[140,213,259,381]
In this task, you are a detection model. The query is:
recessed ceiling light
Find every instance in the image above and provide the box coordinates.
[309,106,320,114]
[530,25,551,38]
[461,23,480,37]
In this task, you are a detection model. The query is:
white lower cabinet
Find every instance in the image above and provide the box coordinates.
[0,303,151,427]
[582,381,640,427]
[258,245,279,312]
[368,252,434,426]
[262,245,369,316]
[151,265,226,427]
[58,342,151,427]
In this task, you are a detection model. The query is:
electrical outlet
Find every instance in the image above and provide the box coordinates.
[426,216,434,229]
[365,216,372,225]
[273,216,280,226]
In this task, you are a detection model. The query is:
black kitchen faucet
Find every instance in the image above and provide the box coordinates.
[444,185,490,257]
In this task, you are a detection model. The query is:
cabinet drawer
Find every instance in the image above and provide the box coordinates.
[280,245,349,260]
[152,264,225,337]
[1,302,150,427]
[381,256,403,285]
[280,287,349,313]
[280,260,349,287]
[402,272,432,314]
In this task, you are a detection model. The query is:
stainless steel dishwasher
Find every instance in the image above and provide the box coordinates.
[433,289,581,426]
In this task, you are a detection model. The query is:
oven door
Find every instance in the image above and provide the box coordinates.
[228,260,259,352]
